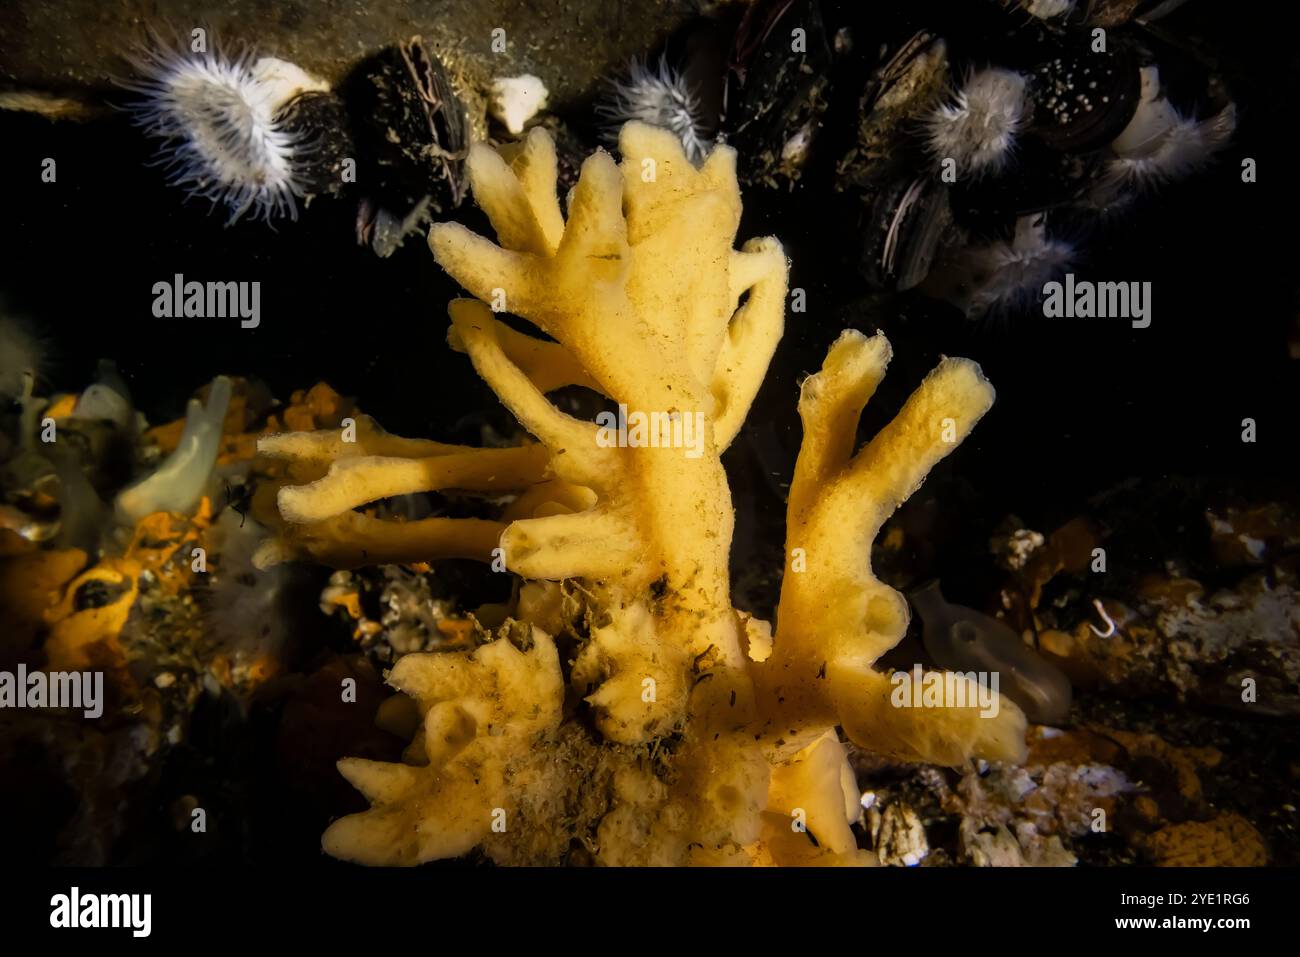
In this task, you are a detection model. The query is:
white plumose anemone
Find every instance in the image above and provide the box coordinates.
[1105,65,1236,191]
[597,57,711,164]
[924,67,1030,177]
[927,216,1076,320]
[124,45,329,224]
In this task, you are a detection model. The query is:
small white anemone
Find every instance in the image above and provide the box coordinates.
[930,216,1076,320]
[123,43,329,224]
[1105,65,1235,191]
[923,67,1030,177]
[597,57,712,164]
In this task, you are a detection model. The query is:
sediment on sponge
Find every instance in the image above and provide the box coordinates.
[263,121,1025,867]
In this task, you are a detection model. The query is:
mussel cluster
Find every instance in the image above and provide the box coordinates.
[625,0,1237,321]
[845,2,1235,318]
[117,1,1236,295]
[345,37,472,256]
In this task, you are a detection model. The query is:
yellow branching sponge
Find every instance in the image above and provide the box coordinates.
[262,122,1027,866]
[255,414,549,568]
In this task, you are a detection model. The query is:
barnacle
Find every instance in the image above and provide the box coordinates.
[263,122,1025,866]
[1021,0,1075,19]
